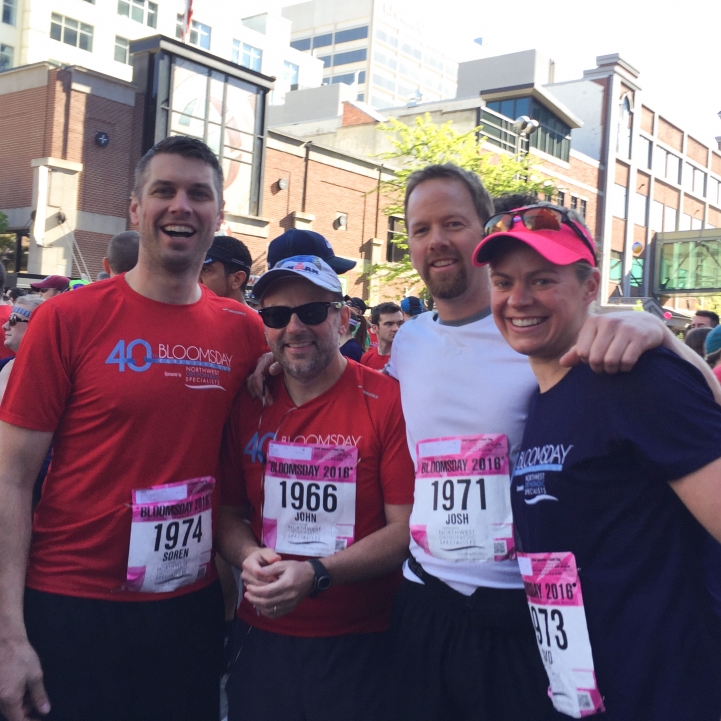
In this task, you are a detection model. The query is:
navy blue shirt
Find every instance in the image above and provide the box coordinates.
[340,338,363,362]
[512,348,721,721]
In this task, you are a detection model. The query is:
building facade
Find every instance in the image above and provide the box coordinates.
[283,0,458,110]
[0,36,397,303]
[0,0,323,103]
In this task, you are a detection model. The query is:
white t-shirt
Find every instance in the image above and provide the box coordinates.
[386,308,537,594]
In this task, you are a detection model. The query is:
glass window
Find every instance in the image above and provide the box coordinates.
[400,41,421,60]
[683,162,694,192]
[241,43,262,72]
[312,33,332,49]
[231,39,239,64]
[147,2,157,28]
[709,177,721,206]
[694,167,706,196]
[375,25,398,48]
[0,43,13,71]
[679,214,691,231]
[334,26,368,44]
[634,193,648,226]
[318,55,331,68]
[664,206,677,232]
[191,21,211,50]
[290,38,311,52]
[557,191,565,207]
[617,96,632,159]
[650,200,664,232]
[114,36,130,64]
[386,217,408,263]
[630,257,644,288]
[333,48,367,66]
[571,196,578,211]
[357,92,364,101]
[2,0,16,26]
[580,199,587,219]
[609,250,623,283]
[637,136,652,169]
[118,0,129,17]
[692,217,702,230]
[666,154,680,183]
[613,184,627,219]
[653,146,666,177]
[332,71,365,85]
[50,14,93,52]
[374,49,396,71]
[283,61,298,87]
[373,72,395,93]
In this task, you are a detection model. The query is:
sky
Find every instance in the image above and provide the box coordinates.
[424,0,721,147]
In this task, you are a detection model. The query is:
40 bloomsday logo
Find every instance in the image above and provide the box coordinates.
[105,340,232,389]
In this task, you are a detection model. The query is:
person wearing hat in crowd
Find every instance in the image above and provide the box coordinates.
[339,296,367,361]
[29,275,69,298]
[200,235,255,307]
[267,228,356,275]
[218,254,414,721]
[705,325,721,382]
[400,296,425,321]
[476,201,721,720]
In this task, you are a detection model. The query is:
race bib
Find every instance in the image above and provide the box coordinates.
[518,552,605,718]
[124,477,214,593]
[262,442,357,557]
[410,435,514,561]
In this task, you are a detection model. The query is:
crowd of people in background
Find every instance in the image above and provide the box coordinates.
[0,135,720,721]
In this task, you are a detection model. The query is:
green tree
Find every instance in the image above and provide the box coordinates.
[370,113,555,288]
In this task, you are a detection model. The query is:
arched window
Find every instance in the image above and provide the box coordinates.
[617,95,632,159]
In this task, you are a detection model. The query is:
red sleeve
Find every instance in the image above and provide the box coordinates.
[0,301,72,431]
[219,391,250,507]
[377,383,415,505]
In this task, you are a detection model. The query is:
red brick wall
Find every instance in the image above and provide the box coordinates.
[686,136,709,167]
[657,117,683,152]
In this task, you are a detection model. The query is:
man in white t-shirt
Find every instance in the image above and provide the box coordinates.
[384,164,685,720]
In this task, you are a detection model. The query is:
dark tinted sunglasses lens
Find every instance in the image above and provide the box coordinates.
[522,208,563,232]
[296,303,329,326]
[485,214,513,236]
[260,307,292,329]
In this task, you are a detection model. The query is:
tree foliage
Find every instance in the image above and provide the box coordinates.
[370,113,556,287]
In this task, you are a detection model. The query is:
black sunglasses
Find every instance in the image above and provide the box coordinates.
[259,301,344,329]
[8,314,29,326]
[484,205,597,265]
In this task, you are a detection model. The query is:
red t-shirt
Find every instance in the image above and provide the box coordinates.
[360,345,390,372]
[221,360,414,637]
[0,275,265,601]
[0,305,13,359]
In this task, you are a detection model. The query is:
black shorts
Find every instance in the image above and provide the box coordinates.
[386,575,555,721]
[226,620,390,721]
[24,582,224,721]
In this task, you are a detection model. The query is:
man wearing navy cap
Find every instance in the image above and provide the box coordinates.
[267,229,356,274]
[200,235,254,306]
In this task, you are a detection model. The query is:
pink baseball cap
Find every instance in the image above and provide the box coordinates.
[473,208,596,268]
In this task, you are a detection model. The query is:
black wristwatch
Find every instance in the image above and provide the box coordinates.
[307,559,333,598]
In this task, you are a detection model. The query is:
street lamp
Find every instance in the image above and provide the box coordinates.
[513,115,539,156]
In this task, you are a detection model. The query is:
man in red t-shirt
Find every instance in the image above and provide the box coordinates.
[361,301,404,372]
[0,136,265,721]
[218,255,414,721]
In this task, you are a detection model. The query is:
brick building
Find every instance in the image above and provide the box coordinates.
[0,35,397,303]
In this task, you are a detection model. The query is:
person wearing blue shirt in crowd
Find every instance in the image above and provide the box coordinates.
[474,203,721,721]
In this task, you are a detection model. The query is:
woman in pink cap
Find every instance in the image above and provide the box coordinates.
[474,204,721,721]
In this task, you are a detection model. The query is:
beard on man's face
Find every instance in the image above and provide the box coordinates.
[421,260,469,300]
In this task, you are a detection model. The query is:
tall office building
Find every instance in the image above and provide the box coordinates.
[0,0,323,103]
[283,0,458,110]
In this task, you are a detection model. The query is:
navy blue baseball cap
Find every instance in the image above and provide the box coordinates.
[267,229,356,274]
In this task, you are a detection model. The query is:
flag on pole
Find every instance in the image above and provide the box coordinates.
[183,0,193,42]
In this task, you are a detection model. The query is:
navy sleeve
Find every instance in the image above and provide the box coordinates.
[340,339,363,362]
[606,347,721,484]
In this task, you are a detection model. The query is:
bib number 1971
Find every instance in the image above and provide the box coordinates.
[410,435,514,562]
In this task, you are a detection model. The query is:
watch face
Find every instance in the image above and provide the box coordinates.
[317,575,333,591]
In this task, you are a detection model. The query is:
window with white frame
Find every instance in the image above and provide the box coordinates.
[0,43,12,70]
[679,214,691,232]
[118,0,157,27]
[663,206,677,232]
[666,153,680,184]
[634,193,648,227]
[650,200,664,232]
[693,167,706,197]
[241,43,262,71]
[613,184,627,219]
[50,14,93,52]
[176,15,211,50]
[114,36,131,64]
[2,0,16,26]
[709,177,721,206]
[617,96,632,159]
[283,61,299,88]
